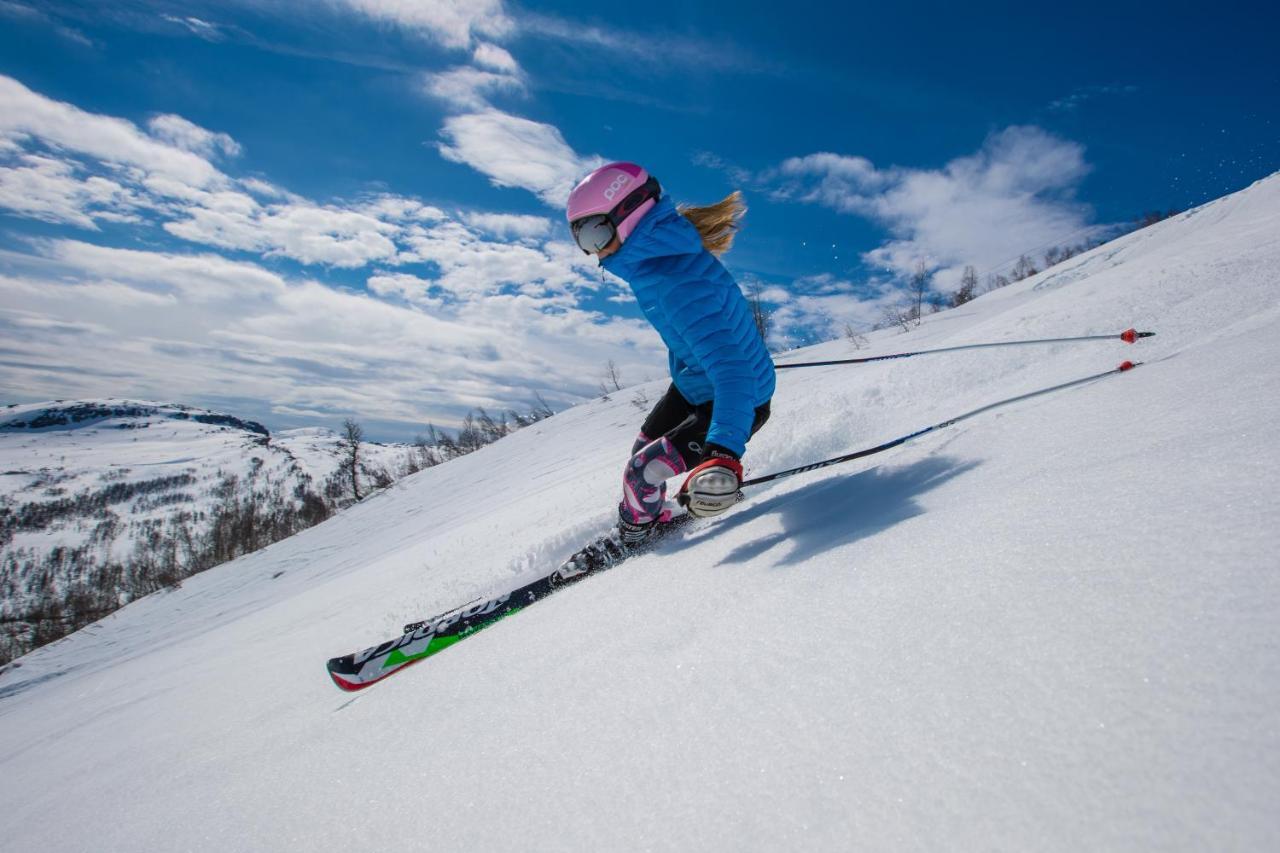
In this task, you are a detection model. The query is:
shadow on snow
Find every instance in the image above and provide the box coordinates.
[711,454,979,569]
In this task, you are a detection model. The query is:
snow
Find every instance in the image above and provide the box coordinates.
[0,401,412,615]
[2,173,1279,851]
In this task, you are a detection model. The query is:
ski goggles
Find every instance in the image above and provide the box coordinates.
[570,177,661,254]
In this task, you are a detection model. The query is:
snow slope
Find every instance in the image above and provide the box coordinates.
[1,174,1278,852]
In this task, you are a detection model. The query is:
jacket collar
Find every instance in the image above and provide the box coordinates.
[601,196,703,280]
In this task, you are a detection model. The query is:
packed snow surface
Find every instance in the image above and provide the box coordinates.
[2,175,1279,851]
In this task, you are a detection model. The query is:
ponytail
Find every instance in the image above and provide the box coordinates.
[678,191,745,256]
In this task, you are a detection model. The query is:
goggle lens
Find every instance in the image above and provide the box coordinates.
[571,214,616,254]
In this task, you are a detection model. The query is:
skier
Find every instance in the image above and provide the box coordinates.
[565,162,776,557]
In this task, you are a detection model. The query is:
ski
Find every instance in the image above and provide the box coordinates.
[402,598,481,635]
[326,515,693,691]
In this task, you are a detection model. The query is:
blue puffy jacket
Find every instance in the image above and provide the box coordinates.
[601,196,776,457]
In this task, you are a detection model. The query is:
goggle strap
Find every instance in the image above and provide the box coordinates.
[613,177,661,222]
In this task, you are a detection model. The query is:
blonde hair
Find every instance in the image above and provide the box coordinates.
[678,191,746,256]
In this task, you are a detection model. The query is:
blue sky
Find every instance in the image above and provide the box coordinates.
[1,0,1276,440]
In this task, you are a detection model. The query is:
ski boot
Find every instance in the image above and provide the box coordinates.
[551,510,687,587]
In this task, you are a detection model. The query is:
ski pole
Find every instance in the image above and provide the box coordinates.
[774,329,1154,370]
[742,361,1141,487]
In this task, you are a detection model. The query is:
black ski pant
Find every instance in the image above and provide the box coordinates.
[637,383,771,467]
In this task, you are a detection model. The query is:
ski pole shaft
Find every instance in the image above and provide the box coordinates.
[774,329,1154,370]
[742,361,1141,487]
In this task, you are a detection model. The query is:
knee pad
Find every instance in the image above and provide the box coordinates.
[619,437,688,524]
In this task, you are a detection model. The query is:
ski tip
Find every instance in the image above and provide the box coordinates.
[326,656,372,692]
[328,671,365,692]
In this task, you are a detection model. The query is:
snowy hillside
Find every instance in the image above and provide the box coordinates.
[1,173,1278,851]
[0,400,414,660]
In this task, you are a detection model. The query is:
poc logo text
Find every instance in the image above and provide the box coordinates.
[602,173,631,201]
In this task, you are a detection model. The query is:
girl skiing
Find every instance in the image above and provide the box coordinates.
[565,162,776,552]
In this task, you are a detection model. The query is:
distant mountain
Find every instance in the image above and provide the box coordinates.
[0,399,423,661]
[1,400,272,436]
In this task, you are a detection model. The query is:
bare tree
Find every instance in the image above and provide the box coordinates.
[599,360,623,400]
[530,392,554,420]
[908,261,929,323]
[401,448,422,477]
[339,418,364,502]
[456,413,483,453]
[746,280,772,347]
[413,431,439,469]
[512,392,554,427]
[1011,255,1038,282]
[435,429,460,459]
[370,467,394,490]
[880,304,916,334]
[951,265,978,307]
[476,408,509,444]
[843,323,869,349]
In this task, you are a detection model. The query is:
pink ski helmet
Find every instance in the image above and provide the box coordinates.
[566,162,661,254]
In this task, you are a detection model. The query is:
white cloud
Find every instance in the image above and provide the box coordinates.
[472,42,519,73]
[757,285,793,304]
[0,77,580,271]
[0,78,667,430]
[438,109,600,207]
[397,218,589,298]
[1,2,94,46]
[0,240,664,430]
[691,151,755,186]
[389,12,609,214]
[239,177,289,199]
[0,78,580,275]
[334,0,514,50]
[366,271,443,307]
[39,239,289,302]
[462,212,553,239]
[356,195,446,223]
[425,65,525,111]
[160,15,225,42]
[774,126,1099,284]
[148,114,242,159]
[0,153,150,228]
[0,2,40,21]
[734,272,898,347]
[776,153,888,211]
[0,74,226,189]
[517,12,762,74]
[164,193,402,268]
